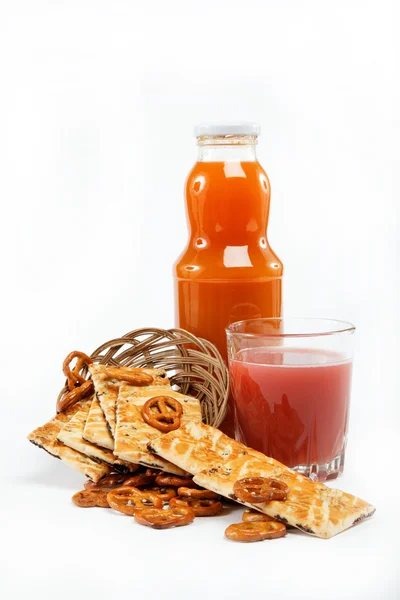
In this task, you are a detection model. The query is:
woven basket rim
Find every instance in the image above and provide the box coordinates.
[57,327,229,428]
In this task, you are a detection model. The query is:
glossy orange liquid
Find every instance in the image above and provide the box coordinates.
[174,160,283,434]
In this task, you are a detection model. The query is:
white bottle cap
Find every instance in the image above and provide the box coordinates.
[194,122,260,137]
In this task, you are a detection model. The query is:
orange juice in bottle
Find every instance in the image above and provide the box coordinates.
[174,123,283,434]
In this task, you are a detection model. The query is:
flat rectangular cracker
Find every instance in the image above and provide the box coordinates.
[114,386,202,475]
[149,418,267,474]
[83,396,114,450]
[149,421,375,539]
[89,364,169,437]
[27,400,110,482]
[57,399,133,471]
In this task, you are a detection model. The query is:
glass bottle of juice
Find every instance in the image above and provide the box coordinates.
[174,123,283,434]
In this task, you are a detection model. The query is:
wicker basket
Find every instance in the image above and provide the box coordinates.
[57,327,229,428]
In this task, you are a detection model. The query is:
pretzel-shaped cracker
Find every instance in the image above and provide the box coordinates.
[265,478,290,501]
[169,496,223,517]
[57,380,94,413]
[107,486,162,516]
[225,521,286,542]
[102,366,154,386]
[144,486,177,503]
[233,477,290,504]
[72,489,110,508]
[57,351,94,412]
[123,473,157,488]
[177,487,220,500]
[155,474,195,488]
[63,351,93,391]
[142,396,183,433]
[144,469,162,477]
[84,472,139,490]
[233,477,273,503]
[134,506,195,529]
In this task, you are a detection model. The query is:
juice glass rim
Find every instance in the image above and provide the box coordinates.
[226,317,356,339]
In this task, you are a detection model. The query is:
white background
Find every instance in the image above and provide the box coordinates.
[1,1,398,599]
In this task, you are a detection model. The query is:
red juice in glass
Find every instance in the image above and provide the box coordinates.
[229,346,353,480]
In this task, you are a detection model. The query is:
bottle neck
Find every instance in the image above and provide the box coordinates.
[196,134,258,162]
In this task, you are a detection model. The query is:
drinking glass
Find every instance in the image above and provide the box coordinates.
[226,318,355,481]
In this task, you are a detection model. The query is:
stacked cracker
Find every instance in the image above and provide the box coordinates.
[28,364,202,482]
[28,362,375,538]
